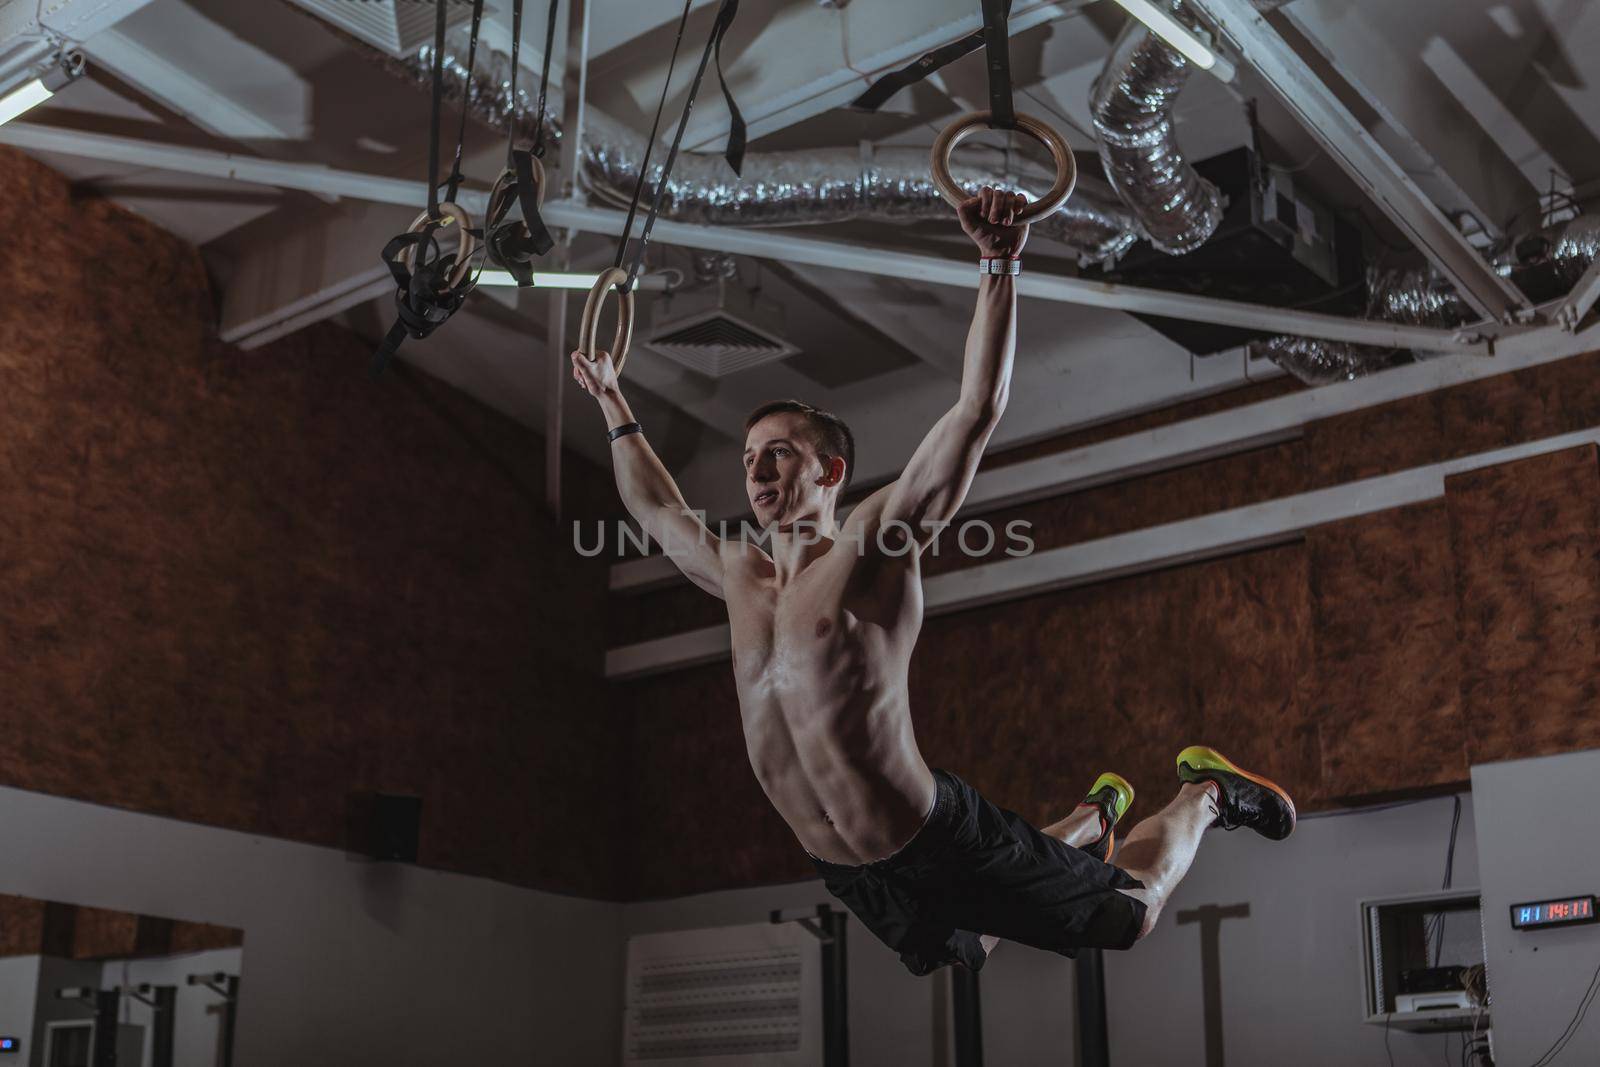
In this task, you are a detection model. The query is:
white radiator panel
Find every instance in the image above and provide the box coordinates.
[624,921,823,1066]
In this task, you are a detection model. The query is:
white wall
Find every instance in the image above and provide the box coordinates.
[0,786,622,1067]
[621,793,1483,1067]
[102,947,242,1067]
[1473,748,1600,1066]
[1107,793,1480,1067]
[0,956,39,1059]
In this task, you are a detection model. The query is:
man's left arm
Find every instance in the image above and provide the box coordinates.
[877,187,1027,549]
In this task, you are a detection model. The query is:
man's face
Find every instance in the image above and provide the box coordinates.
[743,411,837,527]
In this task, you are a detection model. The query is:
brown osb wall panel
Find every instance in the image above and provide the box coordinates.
[622,665,808,897]
[1305,349,1600,487]
[1306,502,1467,799]
[1447,445,1600,764]
[0,147,623,898]
[913,543,1319,823]
[169,920,244,954]
[621,546,1319,898]
[0,895,47,957]
[610,439,1310,647]
[72,906,139,960]
[980,377,1303,470]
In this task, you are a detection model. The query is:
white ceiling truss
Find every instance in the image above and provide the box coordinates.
[5,0,1600,534]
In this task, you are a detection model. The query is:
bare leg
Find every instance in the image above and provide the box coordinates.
[1040,804,1105,849]
[1112,781,1219,939]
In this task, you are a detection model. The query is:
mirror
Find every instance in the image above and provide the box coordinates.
[0,894,242,1067]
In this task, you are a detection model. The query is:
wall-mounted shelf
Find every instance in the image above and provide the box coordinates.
[1360,888,1489,1034]
[1366,1008,1489,1034]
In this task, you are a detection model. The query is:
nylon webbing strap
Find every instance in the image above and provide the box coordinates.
[372,0,483,376]
[847,28,986,113]
[847,0,1014,127]
[532,0,558,159]
[424,0,447,215]
[617,0,744,291]
[444,0,487,201]
[506,0,524,166]
[613,0,694,275]
[980,0,1015,129]
[484,0,556,285]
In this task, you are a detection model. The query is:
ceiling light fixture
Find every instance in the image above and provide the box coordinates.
[477,270,675,291]
[0,49,86,128]
[1106,0,1235,81]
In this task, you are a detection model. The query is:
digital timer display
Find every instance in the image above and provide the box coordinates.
[1510,895,1598,930]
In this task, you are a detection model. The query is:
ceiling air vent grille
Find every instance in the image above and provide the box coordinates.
[284,0,477,57]
[645,309,802,379]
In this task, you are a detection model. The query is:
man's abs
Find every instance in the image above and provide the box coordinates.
[738,687,936,865]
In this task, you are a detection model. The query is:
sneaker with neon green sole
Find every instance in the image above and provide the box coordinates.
[1176,746,1296,841]
[1077,771,1135,862]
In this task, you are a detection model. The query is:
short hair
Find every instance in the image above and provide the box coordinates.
[743,399,855,491]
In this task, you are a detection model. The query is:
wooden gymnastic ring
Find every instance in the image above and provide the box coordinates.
[400,201,477,290]
[578,267,635,376]
[489,153,547,215]
[929,110,1077,223]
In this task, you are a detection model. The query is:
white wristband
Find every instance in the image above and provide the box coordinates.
[978,257,1021,276]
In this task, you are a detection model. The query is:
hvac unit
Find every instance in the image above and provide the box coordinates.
[642,279,802,379]
[282,0,478,57]
[623,921,824,1066]
[1083,147,1367,355]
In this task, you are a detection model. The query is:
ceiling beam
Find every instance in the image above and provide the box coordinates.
[82,21,303,141]
[1557,258,1600,334]
[606,421,1600,678]
[1276,0,1537,238]
[0,122,1499,353]
[1187,0,1531,324]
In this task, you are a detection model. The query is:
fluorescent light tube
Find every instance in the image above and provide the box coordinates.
[478,270,670,291]
[1107,0,1235,81]
[0,78,53,128]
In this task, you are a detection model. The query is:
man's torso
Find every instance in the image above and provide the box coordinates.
[722,492,937,864]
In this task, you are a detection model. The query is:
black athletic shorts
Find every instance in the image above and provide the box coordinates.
[809,768,1147,976]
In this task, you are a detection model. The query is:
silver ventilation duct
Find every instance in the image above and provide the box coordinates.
[372,26,1142,264]
[1089,0,1225,255]
[1257,215,1600,384]
[577,109,1141,264]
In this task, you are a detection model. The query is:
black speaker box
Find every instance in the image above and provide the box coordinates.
[371,793,422,863]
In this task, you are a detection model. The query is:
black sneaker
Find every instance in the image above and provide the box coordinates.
[1077,772,1134,862]
[1176,746,1296,841]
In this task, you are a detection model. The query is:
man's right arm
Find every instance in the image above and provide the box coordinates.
[572,348,726,599]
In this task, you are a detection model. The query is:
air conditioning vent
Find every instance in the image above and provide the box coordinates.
[283,0,477,57]
[645,309,802,379]
[624,922,823,1066]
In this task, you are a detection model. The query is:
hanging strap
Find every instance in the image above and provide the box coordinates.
[443,0,487,202]
[531,0,559,160]
[979,0,1015,129]
[614,0,743,291]
[848,0,1013,128]
[372,0,485,376]
[423,0,447,216]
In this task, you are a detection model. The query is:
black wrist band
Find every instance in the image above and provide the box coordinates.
[608,422,643,443]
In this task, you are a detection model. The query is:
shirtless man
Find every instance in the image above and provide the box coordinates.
[573,188,1296,975]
